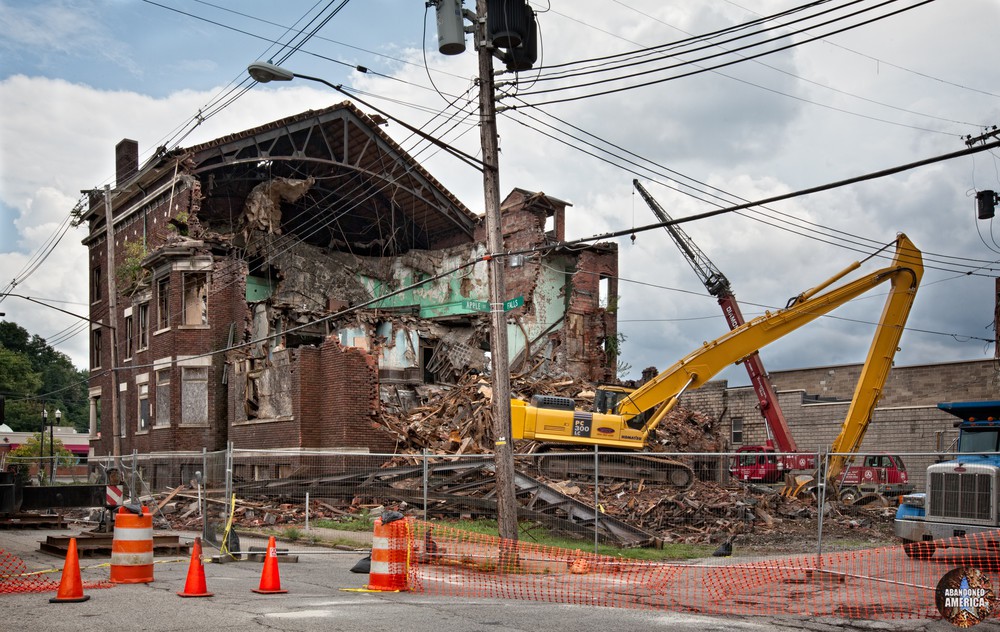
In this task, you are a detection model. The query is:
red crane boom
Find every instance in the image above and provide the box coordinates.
[632,179,797,452]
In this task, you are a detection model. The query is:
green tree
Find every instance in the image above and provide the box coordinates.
[0,346,43,431]
[0,321,89,432]
[4,433,75,483]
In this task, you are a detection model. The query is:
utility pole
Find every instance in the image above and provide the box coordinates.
[103,185,122,461]
[475,0,519,551]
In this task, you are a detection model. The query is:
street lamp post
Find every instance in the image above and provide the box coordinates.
[52,409,61,481]
[39,407,47,484]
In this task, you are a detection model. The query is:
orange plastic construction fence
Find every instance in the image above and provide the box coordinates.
[0,548,112,595]
[403,519,1000,623]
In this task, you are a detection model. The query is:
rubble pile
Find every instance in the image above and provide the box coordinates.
[368,371,894,547]
[152,493,365,533]
[375,371,721,455]
[137,372,893,548]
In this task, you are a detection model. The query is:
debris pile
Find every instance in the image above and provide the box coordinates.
[126,372,893,549]
[367,371,894,548]
[375,371,722,455]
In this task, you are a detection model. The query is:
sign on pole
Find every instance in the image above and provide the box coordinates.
[462,299,490,312]
[503,296,524,311]
[463,296,523,312]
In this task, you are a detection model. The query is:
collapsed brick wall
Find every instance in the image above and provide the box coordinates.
[299,337,396,452]
[489,190,619,383]
[564,248,618,383]
[228,339,396,452]
[228,350,301,449]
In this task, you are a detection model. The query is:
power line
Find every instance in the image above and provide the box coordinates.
[501,102,997,275]
[509,0,936,108]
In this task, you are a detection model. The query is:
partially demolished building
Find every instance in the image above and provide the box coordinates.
[83,102,619,457]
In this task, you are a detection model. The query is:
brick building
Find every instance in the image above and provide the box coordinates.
[679,358,1000,488]
[82,103,618,458]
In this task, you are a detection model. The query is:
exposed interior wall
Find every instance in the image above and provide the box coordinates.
[88,115,621,454]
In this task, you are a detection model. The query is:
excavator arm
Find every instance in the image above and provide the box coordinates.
[824,238,923,480]
[510,234,923,454]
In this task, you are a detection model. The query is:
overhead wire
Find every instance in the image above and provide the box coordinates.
[11,1,996,370]
[501,102,996,274]
[534,0,830,76]
[519,0,910,85]
[9,0,351,357]
[719,0,1000,100]
[508,0,937,108]
[0,206,77,307]
[598,0,983,130]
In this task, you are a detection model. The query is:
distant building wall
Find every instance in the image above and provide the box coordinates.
[678,358,1000,490]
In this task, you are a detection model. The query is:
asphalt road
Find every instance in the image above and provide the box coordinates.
[0,527,994,632]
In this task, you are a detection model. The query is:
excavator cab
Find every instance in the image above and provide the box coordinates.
[594,385,652,430]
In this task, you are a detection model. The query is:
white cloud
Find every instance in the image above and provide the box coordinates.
[1,0,999,383]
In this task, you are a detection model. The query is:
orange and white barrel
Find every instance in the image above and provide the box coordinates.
[110,506,154,584]
[367,517,410,591]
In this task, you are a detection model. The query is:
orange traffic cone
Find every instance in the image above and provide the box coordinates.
[251,536,287,594]
[177,537,213,598]
[50,537,90,603]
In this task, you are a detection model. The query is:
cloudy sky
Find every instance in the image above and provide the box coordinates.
[2,0,999,388]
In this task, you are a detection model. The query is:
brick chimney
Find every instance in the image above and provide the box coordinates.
[115,138,139,187]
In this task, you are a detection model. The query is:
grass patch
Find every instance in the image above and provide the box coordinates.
[312,512,375,532]
[258,515,714,559]
[435,519,714,560]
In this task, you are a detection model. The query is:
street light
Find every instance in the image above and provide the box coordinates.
[52,409,61,481]
[247,62,294,83]
[39,407,47,484]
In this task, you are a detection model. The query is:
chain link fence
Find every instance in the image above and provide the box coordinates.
[69,447,943,561]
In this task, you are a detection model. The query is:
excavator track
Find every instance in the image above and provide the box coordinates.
[532,449,695,491]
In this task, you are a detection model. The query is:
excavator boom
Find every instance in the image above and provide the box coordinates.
[510,235,923,463]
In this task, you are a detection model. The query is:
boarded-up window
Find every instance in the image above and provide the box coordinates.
[155,370,171,427]
[183,273,208,325]
[182,367,209,426]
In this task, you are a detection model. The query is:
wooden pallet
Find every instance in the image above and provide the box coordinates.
[0,513,68,529]
[38,533,192,558]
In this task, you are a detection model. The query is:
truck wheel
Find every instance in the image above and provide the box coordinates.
[903,540,935,560]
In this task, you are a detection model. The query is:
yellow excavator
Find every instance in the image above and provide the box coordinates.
[511,234,923,490]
